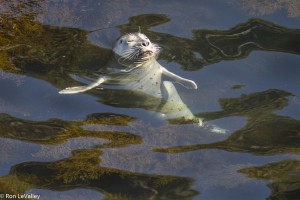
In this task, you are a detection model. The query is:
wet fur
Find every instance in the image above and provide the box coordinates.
[60,33,199,123]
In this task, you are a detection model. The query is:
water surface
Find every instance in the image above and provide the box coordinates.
[1,0,300,199]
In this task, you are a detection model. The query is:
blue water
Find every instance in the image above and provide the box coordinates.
[1,0,300,199]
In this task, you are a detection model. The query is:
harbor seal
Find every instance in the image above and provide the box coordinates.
[59,32,226,133]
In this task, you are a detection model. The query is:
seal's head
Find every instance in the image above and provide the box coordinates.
[113,32,160,62]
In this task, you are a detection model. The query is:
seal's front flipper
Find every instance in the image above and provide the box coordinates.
[161,68,197,89]
[59,77,106,94]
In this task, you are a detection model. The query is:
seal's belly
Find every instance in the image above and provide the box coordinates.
[123,63,163,98]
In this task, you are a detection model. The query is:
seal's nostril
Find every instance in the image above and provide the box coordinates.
[142,42,150,46]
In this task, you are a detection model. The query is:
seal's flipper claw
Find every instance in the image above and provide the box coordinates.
[59,77,106,94]
[199,119,203,127]
[203,123,228,134]
[191,118,203,128]
[181,80,197,90]
[59,86,90,94]
[194,118,228,134]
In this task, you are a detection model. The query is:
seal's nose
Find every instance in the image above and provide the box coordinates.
[142,42,150,47]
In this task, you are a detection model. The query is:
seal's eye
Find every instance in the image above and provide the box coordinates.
[119,40,123,43]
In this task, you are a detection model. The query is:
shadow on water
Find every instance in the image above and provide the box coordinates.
[1,1,300,199]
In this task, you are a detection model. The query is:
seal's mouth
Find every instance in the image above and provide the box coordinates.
[118,43,160,62]
[140,50,154,59]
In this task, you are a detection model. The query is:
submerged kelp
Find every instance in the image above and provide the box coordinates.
[2,13,300,121]
[2,11,300,87]
[117,15,300,70]
[0,0,112,89]
[0,0,44,73]
[154,89,300,156]
[0,148,199,200]
[239,159,300,200]
[5,24,112,89]
[1,1,300,199]
[0,113,142,147]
